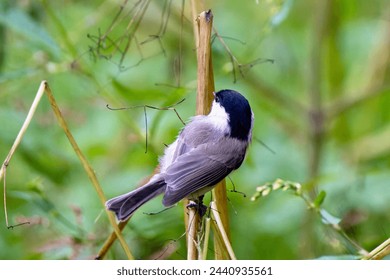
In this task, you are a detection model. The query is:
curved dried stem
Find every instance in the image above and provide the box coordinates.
[44,82,134,260]
[1,81,46,229]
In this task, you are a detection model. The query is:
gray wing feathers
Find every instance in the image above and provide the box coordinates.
[162,155,230,206]
[162,138,246,206]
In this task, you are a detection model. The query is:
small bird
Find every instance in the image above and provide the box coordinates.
[106,89,254,221]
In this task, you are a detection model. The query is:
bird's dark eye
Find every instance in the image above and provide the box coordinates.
[215,95,220,103]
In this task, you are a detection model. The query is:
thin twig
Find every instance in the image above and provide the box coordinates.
[253,179,369,257]
[143,106,148,153]
[1,81,46,228]
[300,193,368,255]
[106,98,186,153]
[213,28,274,83]
[120,0,151,66]
[95,220,129,259]
[106,98,185,124]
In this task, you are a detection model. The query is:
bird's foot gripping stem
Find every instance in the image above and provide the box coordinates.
[186,196,207,217]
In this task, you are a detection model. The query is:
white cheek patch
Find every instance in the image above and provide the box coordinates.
[208,101,230,134]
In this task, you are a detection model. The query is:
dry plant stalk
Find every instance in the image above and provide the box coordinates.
[183,9,216,260]
[186,9,232,260]
[363,237,390,260]
[0,81,133,260]
[45,83,134,260]
[0,82,46,228]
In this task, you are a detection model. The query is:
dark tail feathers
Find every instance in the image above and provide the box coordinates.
[106,180,166,221]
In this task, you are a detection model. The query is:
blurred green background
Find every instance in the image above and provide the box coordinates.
[0,0,389,259]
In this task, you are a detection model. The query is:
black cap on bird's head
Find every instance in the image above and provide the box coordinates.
[214,89,253,141]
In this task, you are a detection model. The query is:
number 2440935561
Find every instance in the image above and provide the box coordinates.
[209,266,273,276]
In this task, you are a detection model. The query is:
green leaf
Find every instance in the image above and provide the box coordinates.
[313,190,327,208]
[0,8,61,58]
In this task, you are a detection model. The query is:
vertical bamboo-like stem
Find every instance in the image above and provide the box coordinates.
[185,9,231,260]
[198,11,230,260]
[190,0,203,48]
[185,9,216,260]
[195,10,214,114]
